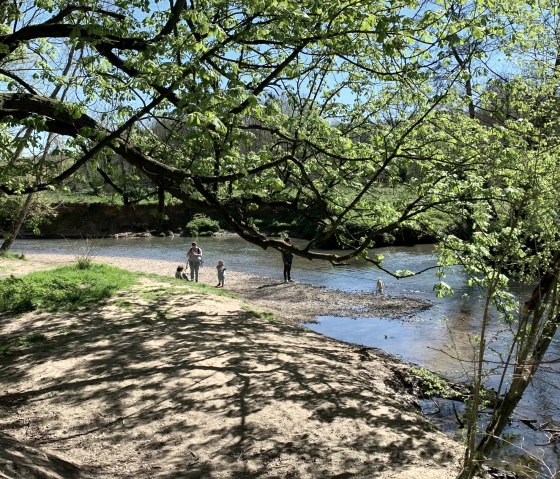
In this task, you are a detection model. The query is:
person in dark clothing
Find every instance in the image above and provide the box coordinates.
[281,237,294,283]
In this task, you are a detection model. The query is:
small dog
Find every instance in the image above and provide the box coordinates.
[376,278,384,295]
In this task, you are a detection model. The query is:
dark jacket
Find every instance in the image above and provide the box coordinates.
[282,250,293,264]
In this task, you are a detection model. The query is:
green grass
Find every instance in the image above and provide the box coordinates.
[142,272,241,298]
[411,367,454,398]
[45,191,123,205]
[0,263,138,314]
[254,311,276,321]
[113,298,136,312]
[44,191,182,206]
[0,251,26,260]
[0,332,47,355]
[242,306,277,322]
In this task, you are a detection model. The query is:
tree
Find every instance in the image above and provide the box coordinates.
[433,69,560,479]
[0,129,58,252]
[7,2,559,475]
[0,0,496,266]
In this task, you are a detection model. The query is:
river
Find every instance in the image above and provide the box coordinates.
[11,236,560,478]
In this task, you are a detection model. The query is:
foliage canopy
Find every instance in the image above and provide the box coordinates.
[0,0,507,265]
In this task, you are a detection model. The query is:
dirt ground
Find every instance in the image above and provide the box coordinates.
[0,253,463,479]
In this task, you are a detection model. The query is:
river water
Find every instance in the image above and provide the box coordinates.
[11,236,560,477]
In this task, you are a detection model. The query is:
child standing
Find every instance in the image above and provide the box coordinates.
[216,260,226,287]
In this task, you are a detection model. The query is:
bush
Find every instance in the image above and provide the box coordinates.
[67,237,99,269]
[0,264,138,314]
[411,367,453,398]
[185,214,221,236]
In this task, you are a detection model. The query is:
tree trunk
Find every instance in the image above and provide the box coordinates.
[157,186,165,230]
[477,303,559,458]
[457,253,560,478]
[0,193,34,253]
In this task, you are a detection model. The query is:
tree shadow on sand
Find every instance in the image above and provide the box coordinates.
[0,280,457,479]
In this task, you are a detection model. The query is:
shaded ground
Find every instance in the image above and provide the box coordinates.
[0,254,461,479]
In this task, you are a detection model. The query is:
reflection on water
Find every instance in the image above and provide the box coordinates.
[12,236,560,477]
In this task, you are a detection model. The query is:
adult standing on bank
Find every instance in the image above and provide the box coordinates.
[281,237,294,283]
[187,241,203,282]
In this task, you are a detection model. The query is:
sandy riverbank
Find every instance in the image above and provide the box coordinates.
[0,253,463,479]
[1,252,432,324]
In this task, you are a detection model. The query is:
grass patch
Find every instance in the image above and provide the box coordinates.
[0,332,47,355]
[255,311,276,321]
[243,306,277,322]
[141,272,241,298]
[0,251,26,260]
[136,289,164,302]
[0,263,138,314]
[113,298,137,312]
